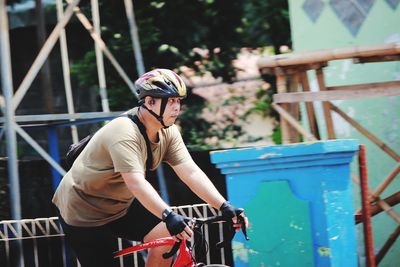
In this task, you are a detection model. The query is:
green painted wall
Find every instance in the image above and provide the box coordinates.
[288,1,400,266]
[245,181,314,266]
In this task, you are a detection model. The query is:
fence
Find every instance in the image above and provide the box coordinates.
[0,204,229,267]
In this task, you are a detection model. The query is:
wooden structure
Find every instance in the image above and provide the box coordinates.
[257,43,400,266]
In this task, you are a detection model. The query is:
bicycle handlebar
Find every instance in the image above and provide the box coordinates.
[162,209,249,259]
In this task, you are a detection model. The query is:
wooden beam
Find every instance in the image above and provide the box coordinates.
[354,172,400,225]
[329,102,400,161]
[299,72,320,139]
[376,198,400,224]
[276,74,291,144]
[355,191,400,224]
[272,103,317,142]
[257,43,400,69]
[273,87,400,103]
[316,68,335,139]
[288,73,300,143]
[353,55,400,64]
[371,163,400,200]
[376,226,400,265]
[261,63,329,77]
[358,144,377,267]
[327,80,400,91]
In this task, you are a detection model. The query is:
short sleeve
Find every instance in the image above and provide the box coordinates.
[108,139,146,173]
[164,126,192,166]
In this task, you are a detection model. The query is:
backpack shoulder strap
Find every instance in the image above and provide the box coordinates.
[128,114,153,171]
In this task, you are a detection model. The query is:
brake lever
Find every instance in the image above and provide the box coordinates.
[237,214,249,241]
[215,226,235,249]
[215,209,249,249]
[162,241,181,259]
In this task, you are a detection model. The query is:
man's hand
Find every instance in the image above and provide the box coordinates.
[220,201,249,231]
[163,211,193,241]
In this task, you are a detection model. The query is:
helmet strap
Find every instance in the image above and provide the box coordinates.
[141,98,170,129]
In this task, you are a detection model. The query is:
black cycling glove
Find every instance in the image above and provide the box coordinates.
[163,210,188,236]
[219,201,242,219]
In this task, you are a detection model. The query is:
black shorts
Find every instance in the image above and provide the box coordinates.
[58,199,161,267]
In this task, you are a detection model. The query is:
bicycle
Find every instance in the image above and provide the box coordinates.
[114,210,249,267]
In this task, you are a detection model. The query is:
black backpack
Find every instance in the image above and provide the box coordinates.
[65,114,153,170]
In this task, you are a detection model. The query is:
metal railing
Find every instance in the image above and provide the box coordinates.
[0,204,228,267]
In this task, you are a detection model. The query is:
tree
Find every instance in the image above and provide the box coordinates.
[71,0,291,147]
[241,0,291,54]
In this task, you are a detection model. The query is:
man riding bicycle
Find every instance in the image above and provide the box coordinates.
[52,68,248,267]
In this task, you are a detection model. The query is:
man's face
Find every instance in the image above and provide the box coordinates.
[155,97,183,126]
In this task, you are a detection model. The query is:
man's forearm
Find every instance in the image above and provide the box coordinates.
[188,168,226,208]
[174,162,225,209]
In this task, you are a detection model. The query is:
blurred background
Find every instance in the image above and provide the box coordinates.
[0,0,399,266]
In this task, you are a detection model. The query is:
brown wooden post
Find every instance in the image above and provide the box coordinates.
[355,192,400,224]
[359,145,376,267]
[299,71,320,139]
[316,67,335,139]
[288,72,300,143]
[276,71,290,144]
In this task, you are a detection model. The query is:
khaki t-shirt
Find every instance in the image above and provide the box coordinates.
[52,108,192,226]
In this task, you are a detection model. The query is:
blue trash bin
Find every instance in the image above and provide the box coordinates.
[210,139,359,267]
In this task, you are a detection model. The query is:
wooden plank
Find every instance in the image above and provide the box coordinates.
[288,73,300,143]
[316,68,335,139]
[358,145,377,267]
[257,43,400,68]
[376,226,400,265]
[355,192,400,224]
[261,63,329,76]
[299,72,320,139]
[371,163,400,200]
[327,81,400,91]
[273,87,400,103]
[329,102,400,161]
[272,103,317,142]
[353,55,400,64]
[276,74,291,144]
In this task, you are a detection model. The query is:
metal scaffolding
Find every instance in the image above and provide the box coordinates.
[0,0,148,221]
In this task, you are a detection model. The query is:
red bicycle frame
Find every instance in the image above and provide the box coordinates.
[114,237,195,267]
[114,212,248,267]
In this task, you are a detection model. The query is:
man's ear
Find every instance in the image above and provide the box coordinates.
[144,96,155,106]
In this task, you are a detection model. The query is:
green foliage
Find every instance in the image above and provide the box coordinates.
[241,0,291,53]
[71,51,98,87]
[272,126,282,145]
[70,0,290,147]
[177,93,214,151]
[246,87,273,117]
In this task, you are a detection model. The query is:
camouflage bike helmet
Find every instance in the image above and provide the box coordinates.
[134,68,187,128]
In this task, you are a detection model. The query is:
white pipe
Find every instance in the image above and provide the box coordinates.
[65,0,137,97]
[12,0,81,110]
[56,0,79,143]
[91,0,110,112]
[1,3,24,264]
[0,0,22,221]
[124,0,145,76]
